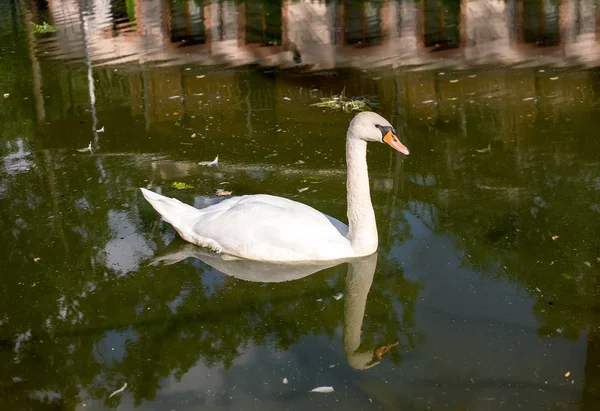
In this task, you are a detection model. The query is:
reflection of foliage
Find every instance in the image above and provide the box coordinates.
[403,103,600,342]
[0,144,420,410]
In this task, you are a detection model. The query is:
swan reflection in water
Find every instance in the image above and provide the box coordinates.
[151,238,399,370]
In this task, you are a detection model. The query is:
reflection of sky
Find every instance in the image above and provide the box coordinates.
[2,139,33,174]
[94,326,139,363]
[103,210,154,275]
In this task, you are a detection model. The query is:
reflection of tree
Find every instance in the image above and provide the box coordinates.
[0,141,420,410]
[401,106,600,343]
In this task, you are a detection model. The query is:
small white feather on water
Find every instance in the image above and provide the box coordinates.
[310,386,334,393]
[198,155,219,166]
[333,293,343,300]
[109,382,127,398]
[77,142,92,153]
[96,126,105,133]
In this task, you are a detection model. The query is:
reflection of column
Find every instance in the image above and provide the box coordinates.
[19,0,46,123]
[399,0,419,53]
[285,0,336,67]
[136,0,167,49]
[46,0,85,59]
[562,0,599,62]
[463,0,515,61]
[207,0,239,57]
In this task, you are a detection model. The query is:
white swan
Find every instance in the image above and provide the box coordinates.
[140,111,409,262]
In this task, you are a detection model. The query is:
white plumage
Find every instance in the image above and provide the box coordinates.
[140,111,409,263]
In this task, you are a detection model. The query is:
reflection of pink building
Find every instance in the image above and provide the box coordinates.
[35,0,600,69]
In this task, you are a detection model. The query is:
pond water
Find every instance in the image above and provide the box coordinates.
[1,0,600,410]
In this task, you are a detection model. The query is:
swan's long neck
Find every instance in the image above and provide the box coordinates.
[346,135,378,256]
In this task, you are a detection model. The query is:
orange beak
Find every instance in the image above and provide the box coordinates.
[383,131,409,155]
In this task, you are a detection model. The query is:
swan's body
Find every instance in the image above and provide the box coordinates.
[141,112,409,263]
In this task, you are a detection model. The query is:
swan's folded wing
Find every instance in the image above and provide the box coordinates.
[192,194,353,262]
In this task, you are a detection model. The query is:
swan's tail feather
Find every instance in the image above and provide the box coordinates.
[140,188,199,228]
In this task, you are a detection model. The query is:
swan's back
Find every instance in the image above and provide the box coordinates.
[192,194,352,262]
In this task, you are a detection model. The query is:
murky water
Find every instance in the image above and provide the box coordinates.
[2,1,600,410]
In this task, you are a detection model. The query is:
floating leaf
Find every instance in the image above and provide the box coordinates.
[561,273,572,280]
[172,182,193,190]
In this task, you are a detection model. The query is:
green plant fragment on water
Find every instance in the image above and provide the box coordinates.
[172,182,193,190]
[32,22,59,34]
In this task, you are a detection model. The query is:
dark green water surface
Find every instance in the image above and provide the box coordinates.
[1,1,600,410]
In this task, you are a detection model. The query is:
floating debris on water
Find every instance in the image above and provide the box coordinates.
[96,126,105,133]
[3,93,9,98]
[109,382,127,398]
[283,97,291,101]
[310,386,334,393]
[298,187,309,193]
[476,143,491,154]
[333,293,343,300]
[216,189,232,196]
[283,378,288,384]
[552,235,559,241]
[172,182,193,190]
[77,142,92,153]
[198,155,219,166]
[168,95,181,99]
[311,88,377,113]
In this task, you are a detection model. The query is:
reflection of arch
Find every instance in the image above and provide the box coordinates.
[343,0,383,46]
[167,0,206,44]
[151,239,399,369]
[245,0,283,45]
[521,0,560,46]
[423,0,461,50]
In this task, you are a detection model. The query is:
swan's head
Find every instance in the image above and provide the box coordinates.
[348,111,409,155]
